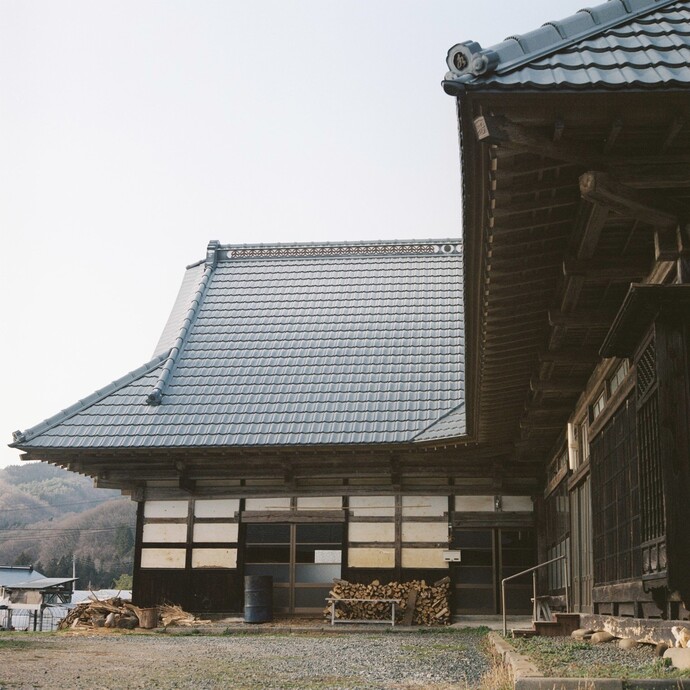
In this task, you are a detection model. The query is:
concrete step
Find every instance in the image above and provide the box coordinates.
[533,620,563,637]
[511,628,538,638]
[554,612,581,634]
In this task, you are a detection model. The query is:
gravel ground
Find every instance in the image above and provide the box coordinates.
[0,629,492,690]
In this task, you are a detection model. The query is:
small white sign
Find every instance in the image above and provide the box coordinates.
[314,550,341,564]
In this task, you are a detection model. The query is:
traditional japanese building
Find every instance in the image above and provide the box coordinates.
[442,0,690,627]
[11,0,690,629]
[11,240,537,616]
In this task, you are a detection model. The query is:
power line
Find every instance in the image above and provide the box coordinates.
[0,498,125,513]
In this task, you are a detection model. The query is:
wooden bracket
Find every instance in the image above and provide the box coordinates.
[580,172,678,228]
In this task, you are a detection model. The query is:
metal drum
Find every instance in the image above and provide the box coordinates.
[244,575,273,623]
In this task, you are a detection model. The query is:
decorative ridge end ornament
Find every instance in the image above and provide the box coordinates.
[205,239,221,267]
[12,430,26,443]
[445,41,499,80]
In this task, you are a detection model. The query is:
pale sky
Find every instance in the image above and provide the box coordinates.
[1,0,582,468]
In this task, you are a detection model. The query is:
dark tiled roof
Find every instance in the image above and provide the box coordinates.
[443,0,690,92]
[13,240,465,450]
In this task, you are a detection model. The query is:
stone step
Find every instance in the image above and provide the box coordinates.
[511,628,538,638]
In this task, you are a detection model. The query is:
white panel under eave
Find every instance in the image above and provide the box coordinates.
[140,548,186,569]
[143,500,189,518]
[296,497,343,510]
[348,496,395,517]
[194,499,240,518]
[501,496,534,512]
[191,548,237,569]
[402,496,448,517]
[401,548,448,569]
[348,522,395,543]
[401,522,448,543]
[193,523,239,543]
[348,548,395,568]
[142,523,187,543]
[454,496,495,512]
[244,497,291,511]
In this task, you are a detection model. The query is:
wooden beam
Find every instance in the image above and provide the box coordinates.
[579,172,678,228]
[562,256,650,280]
[538,348,600,365]
[473,115,600,165]
[491,195,579,218]
[615,166,690,189]
[660,116,685,153]
[602,118,623,154]
[655,227,682,262]
[530,378,585,395]
[548,309,614,329]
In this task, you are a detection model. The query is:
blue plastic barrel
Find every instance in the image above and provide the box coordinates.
[244,575,273,623]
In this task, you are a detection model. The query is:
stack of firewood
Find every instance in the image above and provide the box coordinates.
[324,577,451,625]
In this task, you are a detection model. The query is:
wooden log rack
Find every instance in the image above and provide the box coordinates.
[327,598,402,627]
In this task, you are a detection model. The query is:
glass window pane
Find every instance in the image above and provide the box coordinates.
[296,524,343,543]
[245,546,290,563]
[459,550,493,566]
[272,587,290,608]
[294,587,331,608]
[296,544,344,563]
[453,530,492,548]
[457,566,493,585]
[501,530,535,548]
[244,564,290,583]
[245,524,290,544]
[294,564,341,583]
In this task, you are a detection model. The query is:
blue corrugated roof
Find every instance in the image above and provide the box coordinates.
[0,566,45,587]
[443,0,690,91]
[12,240,465,449]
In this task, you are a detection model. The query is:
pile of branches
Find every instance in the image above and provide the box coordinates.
[58,596,209,631]
[59,596,142,630]
[325,577,451,625]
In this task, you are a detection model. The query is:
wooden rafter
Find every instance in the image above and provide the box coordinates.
[562,256,650,279]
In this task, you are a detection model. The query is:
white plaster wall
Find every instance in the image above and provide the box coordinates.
[401,548,448,569]
[193,523,239,543]
[244,497,291,511]
[454,495,495,512]
[348,547,395,568]
[194,499,240,518]
[401,496,448,517]
[143,500,188,518]
[348,496,395,517]
[502,496,533,512]
[348,522,395,543]
[191,548,237,569]
[401,522,448,543]
[296,496,343,510]
[142,523,187,543]
[140,548,186,569]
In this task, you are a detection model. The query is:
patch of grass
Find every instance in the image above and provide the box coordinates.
[508,635,690,680]
[0,638,33,650]
[478,637,514,690]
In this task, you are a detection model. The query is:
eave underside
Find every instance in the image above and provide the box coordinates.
[460,90,690,460]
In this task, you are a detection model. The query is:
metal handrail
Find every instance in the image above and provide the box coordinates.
[501,554,569,635]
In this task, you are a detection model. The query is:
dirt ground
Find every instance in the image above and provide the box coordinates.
[0,627,492,690]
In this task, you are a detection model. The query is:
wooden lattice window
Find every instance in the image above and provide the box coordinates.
[590,396,641,585]
[635,336,666,577]
[544,481,569,592]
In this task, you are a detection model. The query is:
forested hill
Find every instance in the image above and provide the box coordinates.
[0,462,136,588]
